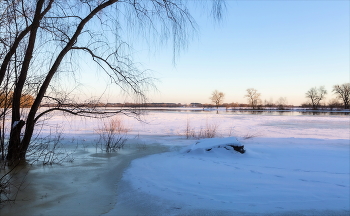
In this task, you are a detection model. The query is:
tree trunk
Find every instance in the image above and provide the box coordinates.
[6,120,25,162]
[7,0,45,163]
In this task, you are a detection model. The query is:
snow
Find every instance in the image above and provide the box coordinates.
[12,120,20,128]
[1,110,349,215]
[111,138,348,215]
[186,137,244,153]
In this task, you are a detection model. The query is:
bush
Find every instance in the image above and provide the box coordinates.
[96,117,129,152]
[184,119,219,139]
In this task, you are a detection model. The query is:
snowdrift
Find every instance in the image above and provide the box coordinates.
[186,137,246,154]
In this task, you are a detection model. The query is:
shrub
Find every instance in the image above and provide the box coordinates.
[96,117,129,152]
[184,119,219,139]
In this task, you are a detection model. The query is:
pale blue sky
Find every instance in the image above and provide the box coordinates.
[80,0,349,105]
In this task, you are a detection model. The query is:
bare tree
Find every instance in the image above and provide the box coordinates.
[305,86,327,110]
[245,88,261,109]
[0,0,225,163]
[333,83,350,109]
[210,90,225,110]
[275,97,287,110]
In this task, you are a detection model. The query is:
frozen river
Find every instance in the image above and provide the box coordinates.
[1,110,349,215]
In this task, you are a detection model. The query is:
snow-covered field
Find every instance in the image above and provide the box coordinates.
[1,110,349,215]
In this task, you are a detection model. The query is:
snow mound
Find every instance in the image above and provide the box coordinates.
[186,137,245,154]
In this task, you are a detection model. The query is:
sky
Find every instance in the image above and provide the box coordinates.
[80,0,349,106]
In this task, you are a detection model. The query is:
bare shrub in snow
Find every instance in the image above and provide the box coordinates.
[96,117,129,152]
[242,132,259,140]
[198,122,219,138]
[184,119,219,139]
[185,118,196,139]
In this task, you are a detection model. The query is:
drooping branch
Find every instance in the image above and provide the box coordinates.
[0,0,54,86]
[28,0,121,118]
[34,107,122,123]
[20,0,122,157]
[71,46,151,100]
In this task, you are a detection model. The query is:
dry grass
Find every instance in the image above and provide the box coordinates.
[184,118,219,139]
[242,132,259,140]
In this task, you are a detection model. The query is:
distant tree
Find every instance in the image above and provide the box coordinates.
[275,97,287,110]
[328,98,342,110]
[245,88,261,109]
[210,90,225,110]
[333,83,350,109]
[305,86,327,110]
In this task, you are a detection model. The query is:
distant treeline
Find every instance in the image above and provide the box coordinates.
[40,102,289,109]
[40,102,347,110]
